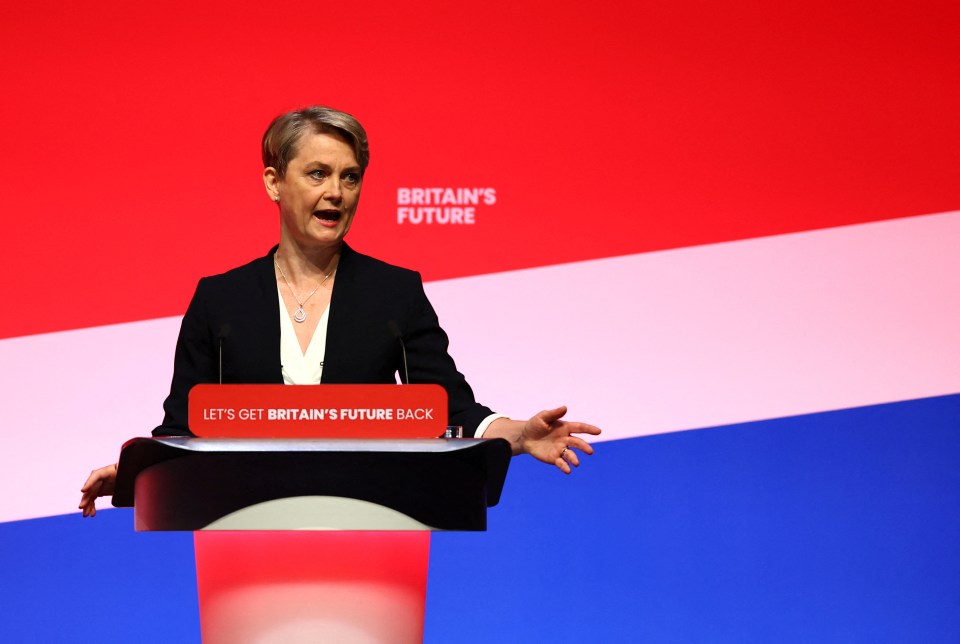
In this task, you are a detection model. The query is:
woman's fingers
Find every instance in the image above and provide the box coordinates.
[79,464,117,517]
[560,445,582,468]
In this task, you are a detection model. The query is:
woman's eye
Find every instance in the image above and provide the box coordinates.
[343,173,361,187]
[309,170,326,180]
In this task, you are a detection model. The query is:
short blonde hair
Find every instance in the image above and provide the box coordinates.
[261,106,370,178]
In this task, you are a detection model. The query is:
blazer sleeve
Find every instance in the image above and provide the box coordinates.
[152,278,217,436]
[402,273,495,436]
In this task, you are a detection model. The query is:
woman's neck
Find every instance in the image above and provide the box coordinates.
[275,241,342,282]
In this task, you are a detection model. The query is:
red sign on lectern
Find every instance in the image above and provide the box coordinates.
[188,384,448,438]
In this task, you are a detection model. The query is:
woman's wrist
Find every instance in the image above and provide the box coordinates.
[486,418,527,455]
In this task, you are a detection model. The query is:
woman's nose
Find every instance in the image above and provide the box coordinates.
[324,180,342,202]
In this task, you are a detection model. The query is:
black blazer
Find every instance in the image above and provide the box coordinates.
[154,243,495,437]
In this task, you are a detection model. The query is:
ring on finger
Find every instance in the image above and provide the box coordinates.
[560,447,569,459]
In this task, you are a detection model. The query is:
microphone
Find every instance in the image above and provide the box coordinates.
[217,324,232,385]
[388,320,409,385]
[390,320,458,439]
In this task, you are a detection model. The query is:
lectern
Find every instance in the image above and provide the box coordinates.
[113,436,512,643]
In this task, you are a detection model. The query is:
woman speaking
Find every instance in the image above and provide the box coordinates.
[80,106,601,516]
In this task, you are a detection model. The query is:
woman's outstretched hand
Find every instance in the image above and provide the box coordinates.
[487,406,602,473]
[520,405,602,474]
[79,463,118,517]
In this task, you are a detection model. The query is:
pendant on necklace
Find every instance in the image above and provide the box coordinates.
[294,307,307,323]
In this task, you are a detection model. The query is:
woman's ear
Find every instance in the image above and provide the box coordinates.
[263,167,281,202]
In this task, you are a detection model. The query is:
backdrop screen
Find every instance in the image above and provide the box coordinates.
[1,1,958,641]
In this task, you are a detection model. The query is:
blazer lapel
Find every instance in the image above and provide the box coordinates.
[254,246,284,383]
[322,243,360,383]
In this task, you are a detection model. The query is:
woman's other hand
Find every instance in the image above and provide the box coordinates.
[79,463,118,517]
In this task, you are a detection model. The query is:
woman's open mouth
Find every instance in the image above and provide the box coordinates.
[313,210,342,227]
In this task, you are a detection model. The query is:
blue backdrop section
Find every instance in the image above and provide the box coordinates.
[0,509,200,643]
[425,394,960,643]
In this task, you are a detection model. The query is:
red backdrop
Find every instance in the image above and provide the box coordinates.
[2,0,958,339]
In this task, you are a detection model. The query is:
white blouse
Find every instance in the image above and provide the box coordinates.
[278,287,330,385]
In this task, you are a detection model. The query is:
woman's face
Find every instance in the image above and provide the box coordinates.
[265,131,362,251]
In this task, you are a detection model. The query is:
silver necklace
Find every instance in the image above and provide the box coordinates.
[274,256,335,323]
